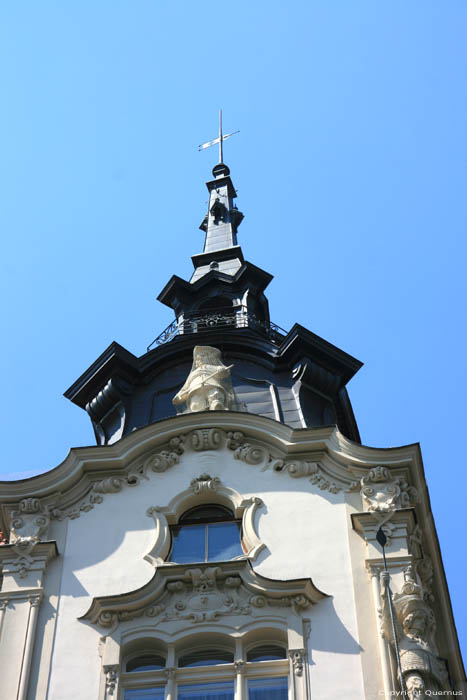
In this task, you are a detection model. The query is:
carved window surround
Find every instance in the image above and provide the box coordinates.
[95,605,314,700]
[145,479,265,566]
[84,560,322,700]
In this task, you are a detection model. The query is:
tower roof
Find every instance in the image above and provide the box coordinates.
[64,122,363,446]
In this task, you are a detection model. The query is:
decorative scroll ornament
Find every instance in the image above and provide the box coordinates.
[380,565,449,695]
[50,437,185,521]
[85,562,323,629]
[360,466,419,513]
[104,665,119,695]
[289,649,305,676]
[173,346,234,413]
[190,428,223,451]
[9,498,50,550]
[190,474,221,494]
[272,459,346,495]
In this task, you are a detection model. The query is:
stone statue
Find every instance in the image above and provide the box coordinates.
[380,566,448,698]
[173,346,234,413]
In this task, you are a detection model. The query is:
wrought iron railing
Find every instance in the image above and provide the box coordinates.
[147,306,287,351]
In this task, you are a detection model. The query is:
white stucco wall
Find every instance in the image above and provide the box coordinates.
[46,444,365,700]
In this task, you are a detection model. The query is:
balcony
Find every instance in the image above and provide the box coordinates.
[147,306,286,351]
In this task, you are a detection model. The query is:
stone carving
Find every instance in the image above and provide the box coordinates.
[51,438,186,520]
[226,431,245,450]
[233,442,265,466]
[190,474,221,494]
[9,498,50,546]
[173,346,234,413]
[93,565,316,628]
[360,467,419,513]
[417,557,434,604]
[226,431,267,466]
[104,665,119,695]
[144,450,180,473]
[289,648,305,676]
[189,428,223,451]
[92,477,125,495]
[381,565,448,695]
[272,460,341,494]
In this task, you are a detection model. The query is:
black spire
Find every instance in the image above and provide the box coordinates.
[157,117,274,334]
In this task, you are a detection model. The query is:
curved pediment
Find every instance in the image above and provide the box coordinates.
[80,559,327,630]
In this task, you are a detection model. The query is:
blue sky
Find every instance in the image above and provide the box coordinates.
[1,1,466,663]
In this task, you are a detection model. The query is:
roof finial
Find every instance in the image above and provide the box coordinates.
[198,109,239,165]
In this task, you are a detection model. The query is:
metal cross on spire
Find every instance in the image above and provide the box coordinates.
[198,110,239,164]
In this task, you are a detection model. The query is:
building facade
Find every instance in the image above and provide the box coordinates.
[0,158,465,700]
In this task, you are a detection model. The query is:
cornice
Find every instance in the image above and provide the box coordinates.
[0,413,426,504]
[80,559,327,629]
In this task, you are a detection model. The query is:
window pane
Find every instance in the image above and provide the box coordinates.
[180,505,233,523]
[124,688,165,700]
[171,523,205,563]
[246,645,286,662]
[248,677,288,700]
[207,522,242,562]
[178,680,235,700]
[179,649,234,667]
[126,654,165,672]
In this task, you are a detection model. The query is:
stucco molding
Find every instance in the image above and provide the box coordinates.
[360,466,419,514]
[144,478,265,566]
[80,560,327,632]
[0,417,422,504]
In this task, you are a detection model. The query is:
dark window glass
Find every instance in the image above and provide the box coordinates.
[178,649,234,667]
[180,505,233,523]
[207,521,242,561]
[171,523,205,564]
[170,506,242,563]
[246,645,286,662]
[178,681,234,700]
[126,655,165,672]
[248,677,288,700]
[124,689,165,700]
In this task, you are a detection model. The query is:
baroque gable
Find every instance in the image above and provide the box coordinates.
[0,415,424,538]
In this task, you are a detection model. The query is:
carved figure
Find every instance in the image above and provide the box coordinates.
[380,567,448,697]
[173,346,234,413]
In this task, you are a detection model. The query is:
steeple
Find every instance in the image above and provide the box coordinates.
[191,161,244,282]
[191,111,244,282]
[157,112,274,333]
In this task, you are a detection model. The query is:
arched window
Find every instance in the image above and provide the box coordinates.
[170,505,243,564]
[120,635,290,700]
[178,649,234,667]
[246,645,286,662]
[126,655,166,673]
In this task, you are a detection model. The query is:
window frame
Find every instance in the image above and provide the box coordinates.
[169,504,244,564]
[119,642,291,700]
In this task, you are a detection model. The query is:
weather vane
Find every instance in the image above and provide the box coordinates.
[198,109,239,164]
